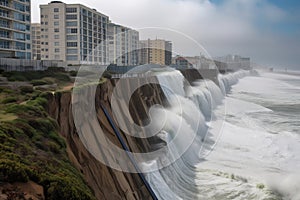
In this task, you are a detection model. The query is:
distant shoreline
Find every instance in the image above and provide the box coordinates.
[273,69,300,77]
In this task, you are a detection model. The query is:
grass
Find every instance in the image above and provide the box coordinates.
[2,67,73,91]
[0,112,18,122]
[0,82,95,199]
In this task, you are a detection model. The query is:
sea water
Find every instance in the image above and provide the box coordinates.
[144,70,300,200]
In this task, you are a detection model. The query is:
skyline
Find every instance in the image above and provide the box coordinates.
[32,0,300,69]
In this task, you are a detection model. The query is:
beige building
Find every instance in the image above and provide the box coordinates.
[108,22,139,66]
[40,1,109,65]
[139,39,172,66]
[0,0,31,59]
[31,23,41,60]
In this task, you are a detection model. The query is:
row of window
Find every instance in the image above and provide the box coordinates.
[41,21,78,27]
[52,7,78,13]
[14,13,30,22]
[14,2,30,12]
[47,14,77,20]
[14,22,30,31]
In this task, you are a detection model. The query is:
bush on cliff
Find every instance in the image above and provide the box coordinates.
[0,89,95,200]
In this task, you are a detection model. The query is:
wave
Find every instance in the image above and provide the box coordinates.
[143,70,262,199]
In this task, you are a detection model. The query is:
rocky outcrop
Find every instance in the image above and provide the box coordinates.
[46,77,166,200]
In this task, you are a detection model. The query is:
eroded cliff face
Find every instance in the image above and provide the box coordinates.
[46,77,166,200]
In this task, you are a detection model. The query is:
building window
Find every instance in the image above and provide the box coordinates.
[67,55,78,60]
[66,21,77,26]
[67,28,77,34]
[67,35,77,40]
[54,15,59,19]
[54,21,59,26]
[54,8,59,12]
[66,15,77,20]
[55,55,60,60]
[54,42,59,46]
[67,48,78,54]
[67,42,77,47]
[55,48,60,53]
[54,35,59,39]
[54,28,59,32]
[66,7,77,13]
[14,2,25,12]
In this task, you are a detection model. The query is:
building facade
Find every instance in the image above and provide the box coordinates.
[108,23,139,66]
[139,39,172,66]
[0,0,31,59]
[31,23,41,60]
[214,54,251,70]
[40,1,109,65]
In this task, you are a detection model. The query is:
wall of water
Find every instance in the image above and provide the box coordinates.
[144,69,250,199]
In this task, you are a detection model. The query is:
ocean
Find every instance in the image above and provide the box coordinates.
[143,70,300,200]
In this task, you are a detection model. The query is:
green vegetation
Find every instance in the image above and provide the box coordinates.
[2,67,72,90]
[256,183,265,189]
[0,86,95,199]
[1,97,18,104]
[30,79,49,86]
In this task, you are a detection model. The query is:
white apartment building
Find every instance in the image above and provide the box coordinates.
[40,1,109,65]
[0,0,31,59]
[108,23,139,66]
[31,23,41,60]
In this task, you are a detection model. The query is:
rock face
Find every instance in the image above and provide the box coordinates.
[46,77,166,200]
[0,181,44,200]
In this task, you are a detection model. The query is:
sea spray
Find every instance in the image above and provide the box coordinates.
[142,69,251,199]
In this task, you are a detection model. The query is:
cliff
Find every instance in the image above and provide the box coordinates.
[46,77,166,200]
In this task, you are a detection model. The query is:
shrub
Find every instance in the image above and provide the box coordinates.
[69,70,77,76]
[47,67,65,73]
[42,77,55,84]
[1,97,18,104]
[5,104,45,117]
[256,183,265,189]
[13,119,36,138]
[53,73,71,82]
[31,80,48,86]
[47,141,60,154]
[0,159,29,182]
[19,86,34,94]
[48,131,65,148]
[8,75,28,82]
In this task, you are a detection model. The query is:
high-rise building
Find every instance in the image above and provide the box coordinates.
[139,39,172,66]
[108,22,139,66]
[40,1,109,65]
[31,23,41,60]
[0,0,31,59]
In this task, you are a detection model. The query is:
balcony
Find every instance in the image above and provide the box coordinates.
[0,44,26,51]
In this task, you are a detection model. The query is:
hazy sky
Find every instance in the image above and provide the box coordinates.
[32,0,300,69]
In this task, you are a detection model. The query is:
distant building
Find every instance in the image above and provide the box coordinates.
[174,56,192,68]
[214,55,251,71]
[173,55,201,69]
[31,23,41,60]
[40,1,109,65]
[108,23,139,66]
[139,39,172,66]
[0,0,31,59]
